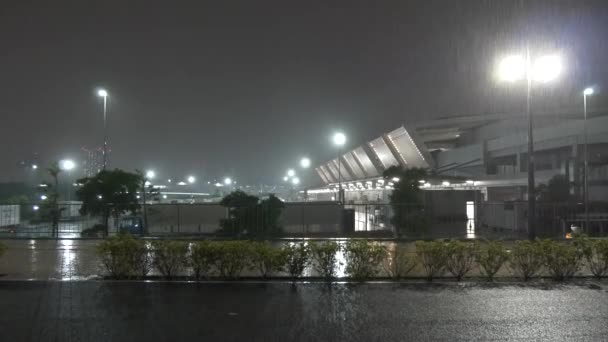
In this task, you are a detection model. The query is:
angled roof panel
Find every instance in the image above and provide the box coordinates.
[331,159,353,181]
[386,126,431,169]
[352,146,380,177]
[368,137,400,169]
[343,152,366,179]
[320,165,336,183]
[315,167,329,184]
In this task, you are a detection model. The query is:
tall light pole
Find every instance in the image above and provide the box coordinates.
[497,51,562,240]
[97,89,109,170]
[332,132,346,203]
[583,87,594,231]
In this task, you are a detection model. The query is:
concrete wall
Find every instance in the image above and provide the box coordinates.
[146,202,343,235]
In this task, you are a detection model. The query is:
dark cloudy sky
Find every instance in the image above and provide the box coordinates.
[1,0,607,184]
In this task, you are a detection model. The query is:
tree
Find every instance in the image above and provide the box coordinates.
[76,169,142,236]
[135,170,160,235]
[218,191,285,236]
[537,175,573,203]
[383,166,428,236]
[39,163,63,237]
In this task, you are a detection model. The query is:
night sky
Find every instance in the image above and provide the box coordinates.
[1,0,607,184]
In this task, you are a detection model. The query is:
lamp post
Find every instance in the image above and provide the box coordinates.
[332,132,346,203]
[583,87,594,231]
[497,51,562,240]
[97,89,109,170]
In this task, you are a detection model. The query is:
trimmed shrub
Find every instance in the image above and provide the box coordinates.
[130,240,153,278]
[251,241,286,278]
[415,240,447,281]
[96,233,143,278]
[190,241,216,279]
[445,240,479,281]
[383,245,417,279]
[539,240,582,281]
[508,240,544,281]
[343,240,387,279]
[152,240,188,278]
[211,241,253,279]
[283,242,312,278]
[310,241,342,279]
[574,236,608,279]
[476,241,509,281]
[585,240,608,279]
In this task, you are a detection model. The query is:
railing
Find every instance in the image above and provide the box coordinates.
[2,201,608,239]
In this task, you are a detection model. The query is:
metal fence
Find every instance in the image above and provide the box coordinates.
[2,201,608,239]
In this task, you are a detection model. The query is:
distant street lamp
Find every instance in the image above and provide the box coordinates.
[59,159,76,201]
[187,175,196,184]
[97,89,109,170]
[287,169,296,178]
[496,50,562,240]
[300,157,311,168]
[145,170,156,179]
[332,132,346,203]
[292,177,300,185]
[224,177,232,186]
[283,176,289,182]
[32,164,38,170]
[583,87,594,231]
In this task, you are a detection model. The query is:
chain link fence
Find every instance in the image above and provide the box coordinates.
[2,201,607,239]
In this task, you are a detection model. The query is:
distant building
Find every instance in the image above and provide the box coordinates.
[81,147,105,177]
[311,109,608,203]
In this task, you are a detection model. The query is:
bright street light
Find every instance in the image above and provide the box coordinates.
[332,132,346,146]
[40,195,47,200]
[32,164,38,170]
[224,177,232,185]
[97,89,108,97]
[583,87,594,96]
[497,55,526,82]
[283,176,289,182]
[497,54,562,83]
[145,170,156,179]
[292,177,300,185]
[60,159,75,171]
[187,176,196,184]
[287,169,296,177]
[300,157,311,168]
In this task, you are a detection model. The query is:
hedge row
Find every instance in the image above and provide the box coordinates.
[96,234,608,281]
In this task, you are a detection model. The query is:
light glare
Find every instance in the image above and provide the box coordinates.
[583,87,594,96]
[532,55,562,83]
[497,55,526,82]
[300,157,311,168]
[332,132,346,146]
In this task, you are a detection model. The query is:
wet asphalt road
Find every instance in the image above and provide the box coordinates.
[1,281,608,342]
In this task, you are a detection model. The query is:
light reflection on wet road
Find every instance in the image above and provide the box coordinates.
[1,281,607,341]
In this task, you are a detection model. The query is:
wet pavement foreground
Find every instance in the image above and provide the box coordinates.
[1,281,608,342]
